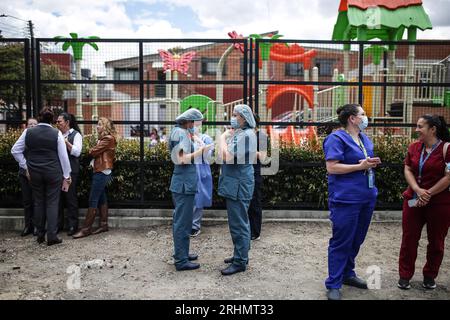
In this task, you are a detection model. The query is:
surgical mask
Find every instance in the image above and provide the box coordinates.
[187,127,195,134]
[358,116,368,131]
[230,117,240,129]
[193,126,201,134]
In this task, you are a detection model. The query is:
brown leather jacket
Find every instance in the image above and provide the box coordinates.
[89,135,116,173]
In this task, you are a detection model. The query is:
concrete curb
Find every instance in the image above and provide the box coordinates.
[0,208,401,231]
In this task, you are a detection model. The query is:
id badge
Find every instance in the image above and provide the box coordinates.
[368,170,374,189]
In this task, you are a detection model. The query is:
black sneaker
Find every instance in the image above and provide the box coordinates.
[397,278,411,290]
[190,229,201,237]
[422,277,436,290]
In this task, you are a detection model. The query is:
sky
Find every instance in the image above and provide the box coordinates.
[1,0,449,40]
[1,0,449,76]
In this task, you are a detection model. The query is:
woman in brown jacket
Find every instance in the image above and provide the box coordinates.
[73,117,117,239]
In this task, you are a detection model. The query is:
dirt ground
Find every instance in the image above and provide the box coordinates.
[0,221,449,300]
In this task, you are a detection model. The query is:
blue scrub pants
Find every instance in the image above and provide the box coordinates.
[172,192,195,268]
[226,198,251,268]
[325,201,375,289]
[192,206,203,231]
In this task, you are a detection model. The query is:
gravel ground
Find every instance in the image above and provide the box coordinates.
[0,221,449,300]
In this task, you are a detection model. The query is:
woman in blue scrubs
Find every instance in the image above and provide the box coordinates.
[323,104,381,300]
[169,108,213,271]
[190,124,214,237]
[218,104,257,276]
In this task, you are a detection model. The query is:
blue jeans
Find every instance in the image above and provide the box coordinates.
[88,172,112,208]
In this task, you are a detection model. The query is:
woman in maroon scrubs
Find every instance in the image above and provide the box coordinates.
[398,115,450,290]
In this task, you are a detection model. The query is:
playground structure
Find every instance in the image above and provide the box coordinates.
[52,0,442,142]
[331,0,434,132]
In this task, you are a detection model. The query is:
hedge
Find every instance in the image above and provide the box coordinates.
[0,129,411,209]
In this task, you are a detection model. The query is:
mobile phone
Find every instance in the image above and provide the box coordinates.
[407,199,417,208]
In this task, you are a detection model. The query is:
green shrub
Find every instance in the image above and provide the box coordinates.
[0,129,411,209]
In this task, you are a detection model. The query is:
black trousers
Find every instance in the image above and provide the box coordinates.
[248,176,263,238]
[58,172,79,230]
[19,173,34,228]
[29,169,62,241]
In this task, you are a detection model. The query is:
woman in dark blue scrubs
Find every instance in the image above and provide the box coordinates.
[323,104,381,300]
[218,104,257,276]
[169,108,213,271]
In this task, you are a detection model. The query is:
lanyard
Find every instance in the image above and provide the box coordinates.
[346,130,368,158]
[418,140,441,182]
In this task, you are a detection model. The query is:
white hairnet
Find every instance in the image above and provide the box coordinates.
[175,108,204,123]
[234,104,256,128]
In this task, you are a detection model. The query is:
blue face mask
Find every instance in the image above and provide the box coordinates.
[230,117,240,129]
[358,116,368,131]
[187,127,195,134]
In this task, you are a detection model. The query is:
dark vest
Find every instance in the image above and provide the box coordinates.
[25,124,62,175]
[67,130,80,174]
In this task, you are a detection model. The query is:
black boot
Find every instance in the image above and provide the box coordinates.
[21,225,34,237]
[221,264,246,276]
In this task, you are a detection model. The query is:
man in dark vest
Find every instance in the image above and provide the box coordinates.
[56,113,82,236]
[17,118,38,236]
[11,107,72,246]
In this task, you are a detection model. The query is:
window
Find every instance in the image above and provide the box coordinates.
[315,59,334,77]
[285,63,304,76]
[201,58,226,75]
[114,68,139,80]
[240,58,256,75]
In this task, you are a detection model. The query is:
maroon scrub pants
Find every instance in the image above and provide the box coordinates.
[399,200,450,280]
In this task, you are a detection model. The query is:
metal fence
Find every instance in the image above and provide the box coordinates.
[1,38,449,209]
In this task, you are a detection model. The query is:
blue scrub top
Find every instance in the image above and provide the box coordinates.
[323,129,378,203]
[218,127,257,201]
[194,133,213,208]
[169,125,198,195]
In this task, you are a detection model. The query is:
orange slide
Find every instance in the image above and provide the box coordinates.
[266,43,318,144]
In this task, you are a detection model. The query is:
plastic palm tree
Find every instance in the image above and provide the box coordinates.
[249,33,284,62]
[54,33,100,128]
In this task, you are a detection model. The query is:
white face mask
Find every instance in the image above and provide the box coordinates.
[358,115,368,131]
[193,126,201,134]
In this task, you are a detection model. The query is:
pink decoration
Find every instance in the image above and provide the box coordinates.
[158,50,196,74]
[228,31,245,53]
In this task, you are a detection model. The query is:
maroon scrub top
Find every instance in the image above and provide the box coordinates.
[403,141,450,204]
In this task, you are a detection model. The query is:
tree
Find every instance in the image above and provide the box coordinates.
[0,43,73,126]
[54,33,99,123]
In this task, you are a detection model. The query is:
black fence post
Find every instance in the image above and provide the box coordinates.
[139,41,145,203]
[358,42,364,107]
[24,39,32,120]
[243,39,248,105]
[255,38,260,116]
[249,37,253,108]
[35,39,41,112]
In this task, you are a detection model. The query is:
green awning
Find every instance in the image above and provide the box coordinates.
[332,5,432,41]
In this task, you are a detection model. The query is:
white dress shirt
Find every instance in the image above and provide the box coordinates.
[62,128,83,158]
[11,123,72,179]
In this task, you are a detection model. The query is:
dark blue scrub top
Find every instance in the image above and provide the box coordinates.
[169,125,197,195]
[218,127,257,201]
[323,129,378,204]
